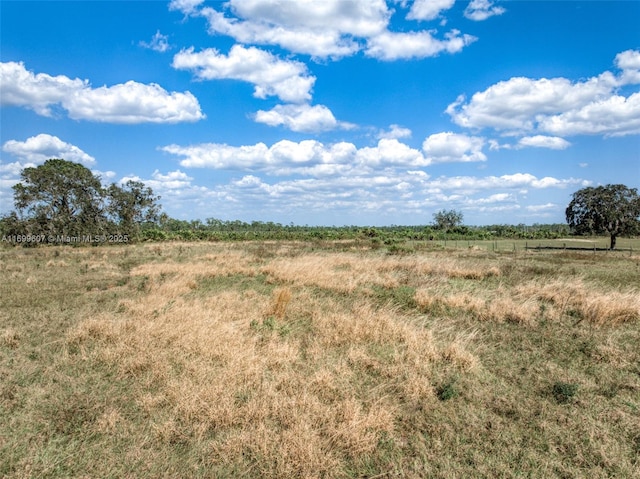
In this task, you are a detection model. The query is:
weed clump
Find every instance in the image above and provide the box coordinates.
[250,316,290,337]
[436,378,459,401]
[552,382,579,404]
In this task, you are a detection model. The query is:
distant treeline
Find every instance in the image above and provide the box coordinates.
[137,217,572,243]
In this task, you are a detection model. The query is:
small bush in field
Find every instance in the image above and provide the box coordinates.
[552,382,579,404]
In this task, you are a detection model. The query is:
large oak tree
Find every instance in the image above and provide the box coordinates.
[432,209,464,232]
[8,159,161,239]
[566,184,640,250]
[13,159,106,236]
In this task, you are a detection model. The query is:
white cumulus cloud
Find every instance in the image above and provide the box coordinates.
[427,173,586,193]
[168,0,204,14]
[447,73,618,131]
[365,29,476,60]
[172,45,315,103]
[377,124,412,140]
[162,138,432,175]
[615,49,640,85]
[2,134,96,168]
[162,142,270,170]
[225,0,389,36]
[407,0,455,21]
[422,132,486,163]
[0,61,204,123]
[254,104,354,133]
[202,8,360,59]
[526,203,557,212]
[145,170,194,190]
[446,50,640,137]
[173,0,481,61]
[538,92,640,137]
[139,30,171,53]
[162,135,507,178]
[198,0,389,59]
[516,135,571,150]
[65,81,204,124]
[0,61,86,117]
[464,0,506,21]
[357,138,427,167]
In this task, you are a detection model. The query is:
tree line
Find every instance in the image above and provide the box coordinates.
[137,217,573,243]
[1,159,638,248]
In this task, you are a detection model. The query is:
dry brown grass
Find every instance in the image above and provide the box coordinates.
[2,241,639,478]
[59,246,483,478]
[261,252,502,294]
[415,288,540,325]
[516,278,640,325]
[413,271,640,327]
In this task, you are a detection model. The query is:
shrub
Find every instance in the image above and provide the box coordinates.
[552,382,579,404]
[436,378,459,401]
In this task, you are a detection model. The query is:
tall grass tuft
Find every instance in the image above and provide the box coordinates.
[268,287,292,320]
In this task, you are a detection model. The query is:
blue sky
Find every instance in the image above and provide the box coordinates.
[1,0,639,226]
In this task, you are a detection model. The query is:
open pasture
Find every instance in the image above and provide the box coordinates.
[1,241,639,478]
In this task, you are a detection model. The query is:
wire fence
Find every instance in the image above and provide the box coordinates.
[430,238,637,256]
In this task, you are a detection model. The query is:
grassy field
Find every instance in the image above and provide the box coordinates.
[1,240,639,478]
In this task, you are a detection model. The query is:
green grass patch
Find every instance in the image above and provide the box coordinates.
[370,284,417,311]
